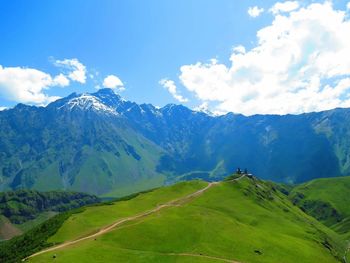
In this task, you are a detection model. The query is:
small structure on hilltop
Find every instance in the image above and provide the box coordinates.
[237,167,254,178]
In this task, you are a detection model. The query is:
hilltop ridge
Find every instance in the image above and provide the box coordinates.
[1,176,347,263]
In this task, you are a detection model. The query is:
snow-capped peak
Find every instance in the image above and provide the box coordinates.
[59,94,117,115]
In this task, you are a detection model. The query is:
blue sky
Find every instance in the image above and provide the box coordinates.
[1,0,350,115]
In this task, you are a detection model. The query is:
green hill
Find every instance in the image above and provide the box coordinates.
[0,190,99,240]
[290,176,350,238]
[5,177,346,263]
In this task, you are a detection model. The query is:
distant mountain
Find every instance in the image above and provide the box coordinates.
[0,88,350,195]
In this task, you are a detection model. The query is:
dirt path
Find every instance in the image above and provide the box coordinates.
[25,182,218,260]
[25,177,246,262]
[232,174,246,181]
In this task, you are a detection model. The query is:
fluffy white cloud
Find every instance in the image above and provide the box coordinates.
[0,65,66,104]
[270,1,300,14]
[55,58,86,84]
[248,6,264,18]
[179,2,350,115]
[347,2,350,10]
[159,79,188,103]
[102,75,125,91]
[0,106,7,111]
[53,73,70,87]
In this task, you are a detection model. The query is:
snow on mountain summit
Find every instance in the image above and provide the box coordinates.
[59,93,117,115]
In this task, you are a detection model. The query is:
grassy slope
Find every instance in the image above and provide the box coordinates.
[0,212,58,241]
[0,189,99,242]
[290,176,350,234]
[0,216,22,240]
[290,176,350,261]
[17,212,58,232]
[28,178,345,263]
[291,176,350,218]
[26,124,166,197]
[48,181,208,243]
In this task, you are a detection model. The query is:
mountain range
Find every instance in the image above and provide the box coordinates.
[1,88,349,196]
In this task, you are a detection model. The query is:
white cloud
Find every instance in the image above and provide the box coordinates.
[53,73,70,87]
[179,2,350,115]
[0,106,7,111]
[347,2,350,10]
[233,45,246,54]
[0,65,64,104]
[54,58,86,84]
[159,79,188,103]
[270,1,300,14]
[102,75,125,91]
[248,6,264,18]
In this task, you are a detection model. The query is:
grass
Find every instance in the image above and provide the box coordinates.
[26,128,166,197]
[290,176,350,261]
[290,176,350,236]
[291,176,350,219]
[0,212,57,240]
[0,216,22,241]
[47,180,208,243]
[0,208,85,263]
[27,178,346,263]
[17,212,58,233]
[101,175,165,198]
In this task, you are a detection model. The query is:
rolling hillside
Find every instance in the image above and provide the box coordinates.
[2,176,345,263]
[290,176,350,239]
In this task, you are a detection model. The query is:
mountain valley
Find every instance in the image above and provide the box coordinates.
[1,89,350,196]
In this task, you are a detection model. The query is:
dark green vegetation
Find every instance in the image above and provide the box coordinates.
[0,190,99,240]
[1,89,350,196]
[0,208,84,263]
[0,178,344,263]
[290,176,350,239]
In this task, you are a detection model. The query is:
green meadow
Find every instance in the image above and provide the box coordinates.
[27,177,347,263]
[291,176,350,243]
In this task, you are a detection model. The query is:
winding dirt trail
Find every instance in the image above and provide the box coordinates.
[25,182,218,260]
[25,177,246,262]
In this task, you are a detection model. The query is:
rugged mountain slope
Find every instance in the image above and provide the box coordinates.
[1,88,350,195]
[6,177,346,263]
[0,190,99,240]
[0,89,165,196]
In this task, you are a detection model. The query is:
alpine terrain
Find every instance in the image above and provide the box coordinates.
[0,88,350,196]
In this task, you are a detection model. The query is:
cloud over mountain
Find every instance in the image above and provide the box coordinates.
[103,75,125,91]
[0,65,64,104]
[54,58,87,84]
[178,2,350,115]
[160,78,188,103]
[0,58,102,105]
